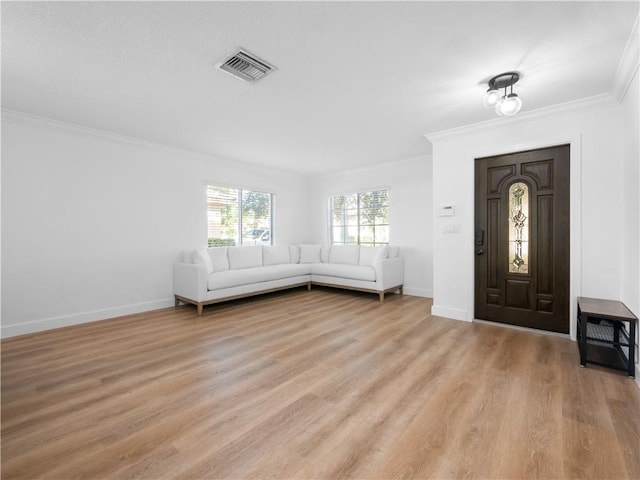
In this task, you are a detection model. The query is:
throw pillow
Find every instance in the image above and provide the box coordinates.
[192,249,214,275]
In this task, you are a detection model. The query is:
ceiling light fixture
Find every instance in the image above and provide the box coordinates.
[483,71,522,116]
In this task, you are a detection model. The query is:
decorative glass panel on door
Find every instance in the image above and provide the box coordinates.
[508,182,529,273]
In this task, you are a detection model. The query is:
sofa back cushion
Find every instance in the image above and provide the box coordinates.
[227,246,263,270]
[289,245,300,264]
[329,245,360,265]
[263,246,291,266]
[359,245,388,266]
[208,247,230,272]
[320,245,331,263]
[299,244,322,264]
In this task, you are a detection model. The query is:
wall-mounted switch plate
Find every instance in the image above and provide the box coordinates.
[438,205,455,217]
[443,223,460,234]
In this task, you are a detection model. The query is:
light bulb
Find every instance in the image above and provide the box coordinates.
[483,88,501,108]
[495,96,505,116]
[498,93,522,116]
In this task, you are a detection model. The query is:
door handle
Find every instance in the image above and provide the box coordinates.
[476,249,485,256]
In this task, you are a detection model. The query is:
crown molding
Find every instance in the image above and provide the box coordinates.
[1,108,296,177]
[426,13,639,143]
[425,92,616,142]
[612,13,639,103]
[316,153,432,179]
[1,108,216,160]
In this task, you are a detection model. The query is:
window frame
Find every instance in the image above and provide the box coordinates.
[206,184,275,247]
[328,188,390,246]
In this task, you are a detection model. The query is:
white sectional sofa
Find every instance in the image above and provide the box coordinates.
[174,244,404,314]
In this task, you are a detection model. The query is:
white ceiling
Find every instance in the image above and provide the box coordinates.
[2,1,638,175]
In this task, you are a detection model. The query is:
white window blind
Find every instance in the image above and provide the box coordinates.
[329,189,389,246]
[207,185,273,246]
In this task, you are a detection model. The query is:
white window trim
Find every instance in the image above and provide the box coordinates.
[328,188,390,246]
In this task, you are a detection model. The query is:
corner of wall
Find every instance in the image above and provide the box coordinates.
[430,305,469,322]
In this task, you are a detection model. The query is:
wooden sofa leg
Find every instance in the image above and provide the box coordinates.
[197,303,204,315]
[307,282,312,291]
[175,296,180,307]
[399,286,404,295]
[379,292,385,302]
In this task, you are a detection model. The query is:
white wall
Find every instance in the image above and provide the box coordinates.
[620,66,639,380]
[621,67,640,317]
[428,100,630,340]
[1,112,310,337]
[308,156,433,298]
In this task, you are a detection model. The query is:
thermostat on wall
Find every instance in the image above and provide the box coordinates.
[439,205,455,217]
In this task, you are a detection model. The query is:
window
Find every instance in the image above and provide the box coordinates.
[207,185,273,247]
[329,189,389,246]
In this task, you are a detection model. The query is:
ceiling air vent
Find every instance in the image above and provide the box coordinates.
[216,48,276,83]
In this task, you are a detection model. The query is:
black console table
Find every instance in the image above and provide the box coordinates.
[577,297,637,378]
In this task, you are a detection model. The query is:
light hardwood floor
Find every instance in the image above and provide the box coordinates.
[2,288,639,479]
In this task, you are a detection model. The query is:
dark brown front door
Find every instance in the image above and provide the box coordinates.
[474,145,570,333]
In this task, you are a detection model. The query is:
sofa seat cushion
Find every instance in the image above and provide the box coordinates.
[311,263,376,282]
[208,264,310,290]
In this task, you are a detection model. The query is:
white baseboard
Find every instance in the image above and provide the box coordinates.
[403,287,432,298]
[431,305,469,322]
[1,298,175,338]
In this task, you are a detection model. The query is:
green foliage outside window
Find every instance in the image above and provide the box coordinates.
[207,185,273,246]
[330,189,389,246]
